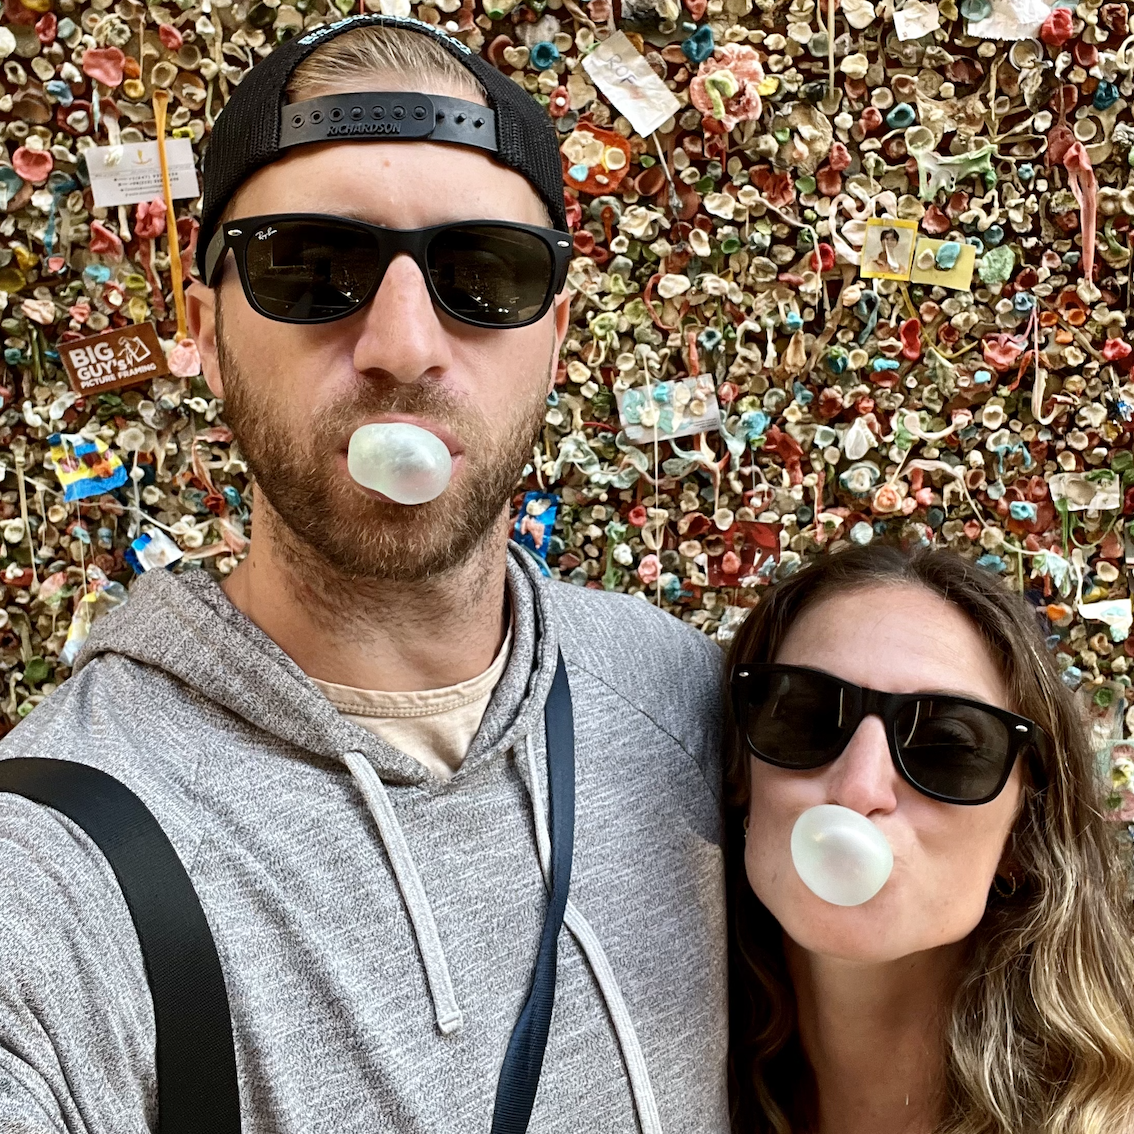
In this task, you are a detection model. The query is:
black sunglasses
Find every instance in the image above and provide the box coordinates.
[202,214,573,329]
[731,663,1051,806]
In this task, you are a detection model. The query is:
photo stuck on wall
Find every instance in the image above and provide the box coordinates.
[859,218,919,281]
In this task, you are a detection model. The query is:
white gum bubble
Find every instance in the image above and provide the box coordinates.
[346,422,453,506]
[790,804,894,907]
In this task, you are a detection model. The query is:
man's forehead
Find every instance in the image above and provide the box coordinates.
[290,77,489,109]
[230,140,549,227]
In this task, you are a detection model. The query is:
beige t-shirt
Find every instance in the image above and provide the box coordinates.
[310,625,513,781]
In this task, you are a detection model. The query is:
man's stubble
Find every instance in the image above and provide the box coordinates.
[215,299,551,589]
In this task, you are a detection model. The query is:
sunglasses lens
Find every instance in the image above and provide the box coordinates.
[428,225,554,326]
[242,220,380,321]
[895,700,1013,802]
[743,670,848,769]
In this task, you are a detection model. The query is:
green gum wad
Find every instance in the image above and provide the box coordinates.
[703,70,739,121]
[914,144,997,201]
[978,245,1015,285]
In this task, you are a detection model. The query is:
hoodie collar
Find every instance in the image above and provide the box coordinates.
[75,544,560,786]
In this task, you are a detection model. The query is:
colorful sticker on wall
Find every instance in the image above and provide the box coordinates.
[616,376,721,443]
[58,580,128,666]
[859,218,919,281]
[125,529,184,573]
[909,237,977,291]
[513,492,559,559]
[48,433,129,502]
[59,323,171,395]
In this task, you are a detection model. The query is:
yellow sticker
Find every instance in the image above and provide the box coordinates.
[859,217,920,281]
[908,236,977,291]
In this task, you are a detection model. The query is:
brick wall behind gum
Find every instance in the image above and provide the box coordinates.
[1,0,1133,810]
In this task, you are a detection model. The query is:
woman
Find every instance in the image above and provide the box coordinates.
[725,544,1134,1134]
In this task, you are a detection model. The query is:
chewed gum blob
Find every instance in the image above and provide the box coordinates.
[790,804,894,907]
[346,422,453,506]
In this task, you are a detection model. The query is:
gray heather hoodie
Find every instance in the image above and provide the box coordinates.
[0,545,727,1134]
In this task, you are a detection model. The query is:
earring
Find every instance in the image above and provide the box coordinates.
[743,815,750,839]
[993,873,1018,898]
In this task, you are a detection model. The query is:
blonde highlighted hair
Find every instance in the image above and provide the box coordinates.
[286,24,485,102]
[724,545,1134,1134]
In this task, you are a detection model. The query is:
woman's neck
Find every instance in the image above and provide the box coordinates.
[785,936,964,1134]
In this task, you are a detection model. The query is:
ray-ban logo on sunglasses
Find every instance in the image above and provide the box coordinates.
[256,227,278,240]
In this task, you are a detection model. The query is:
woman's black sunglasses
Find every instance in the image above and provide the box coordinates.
[202,214,574,330]
[730,663,1052,806]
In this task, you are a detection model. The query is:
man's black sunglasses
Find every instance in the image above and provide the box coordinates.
[730,663,1051,806]
[202,214,574,330]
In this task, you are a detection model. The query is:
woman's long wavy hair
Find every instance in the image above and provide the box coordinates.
[725,544,1134,1134]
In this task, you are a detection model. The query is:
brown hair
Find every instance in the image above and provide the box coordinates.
[724,544,1134,1134]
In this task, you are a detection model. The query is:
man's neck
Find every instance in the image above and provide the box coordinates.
[221,494,512,693]
[785,937,963,1134]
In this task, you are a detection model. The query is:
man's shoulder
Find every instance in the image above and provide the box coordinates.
[542,577,722,670]
[0,655,213,864]
[0,766,155,1132]
[544,571,721,684]
[3,648,233,757]
[539,579,725,791]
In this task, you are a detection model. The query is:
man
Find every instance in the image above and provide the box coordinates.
[0,15,727,1134]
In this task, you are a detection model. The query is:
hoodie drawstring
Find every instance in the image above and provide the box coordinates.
[345,737,663,1132]
[343,750,465,1036]
[522,733,663,1134]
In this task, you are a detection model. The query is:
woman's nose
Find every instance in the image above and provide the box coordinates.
[825,715,900,816]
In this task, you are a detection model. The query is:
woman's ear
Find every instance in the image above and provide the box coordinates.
[994,827,1023,892]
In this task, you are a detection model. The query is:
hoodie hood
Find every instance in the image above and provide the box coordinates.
[73,544,561,787]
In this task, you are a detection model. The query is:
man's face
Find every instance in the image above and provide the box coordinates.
[188,117,569,583]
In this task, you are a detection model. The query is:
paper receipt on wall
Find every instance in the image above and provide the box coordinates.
[892,1,941,40]
[85,139,200,208]
[582,32,680,138]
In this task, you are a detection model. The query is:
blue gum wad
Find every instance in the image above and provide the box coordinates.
[935,241,962,270]
[682,26,714,63]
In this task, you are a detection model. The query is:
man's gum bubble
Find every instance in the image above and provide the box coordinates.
[346,422,453,506]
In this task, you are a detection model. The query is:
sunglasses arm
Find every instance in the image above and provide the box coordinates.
[202,227,229,288]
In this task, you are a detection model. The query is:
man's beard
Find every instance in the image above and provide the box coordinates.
[216,308,550,585]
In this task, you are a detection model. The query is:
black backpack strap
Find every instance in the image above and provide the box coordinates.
[0,758,241,1134]
[490,649,576,1134]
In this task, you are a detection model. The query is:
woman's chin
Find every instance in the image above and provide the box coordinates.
[766,887,924,965]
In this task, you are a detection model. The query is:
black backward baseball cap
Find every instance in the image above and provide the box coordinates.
[197,14,568,280]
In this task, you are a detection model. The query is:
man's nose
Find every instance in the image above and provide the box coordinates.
[351,253,453,384]
[825,715,900,816]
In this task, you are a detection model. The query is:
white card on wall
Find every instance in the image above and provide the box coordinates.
[582,32,680,137]
[86,139,200,208]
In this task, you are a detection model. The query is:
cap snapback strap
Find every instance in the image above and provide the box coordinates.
[280,92,498,154]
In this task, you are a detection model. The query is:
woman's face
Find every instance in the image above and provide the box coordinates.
[744,583,1023,964]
